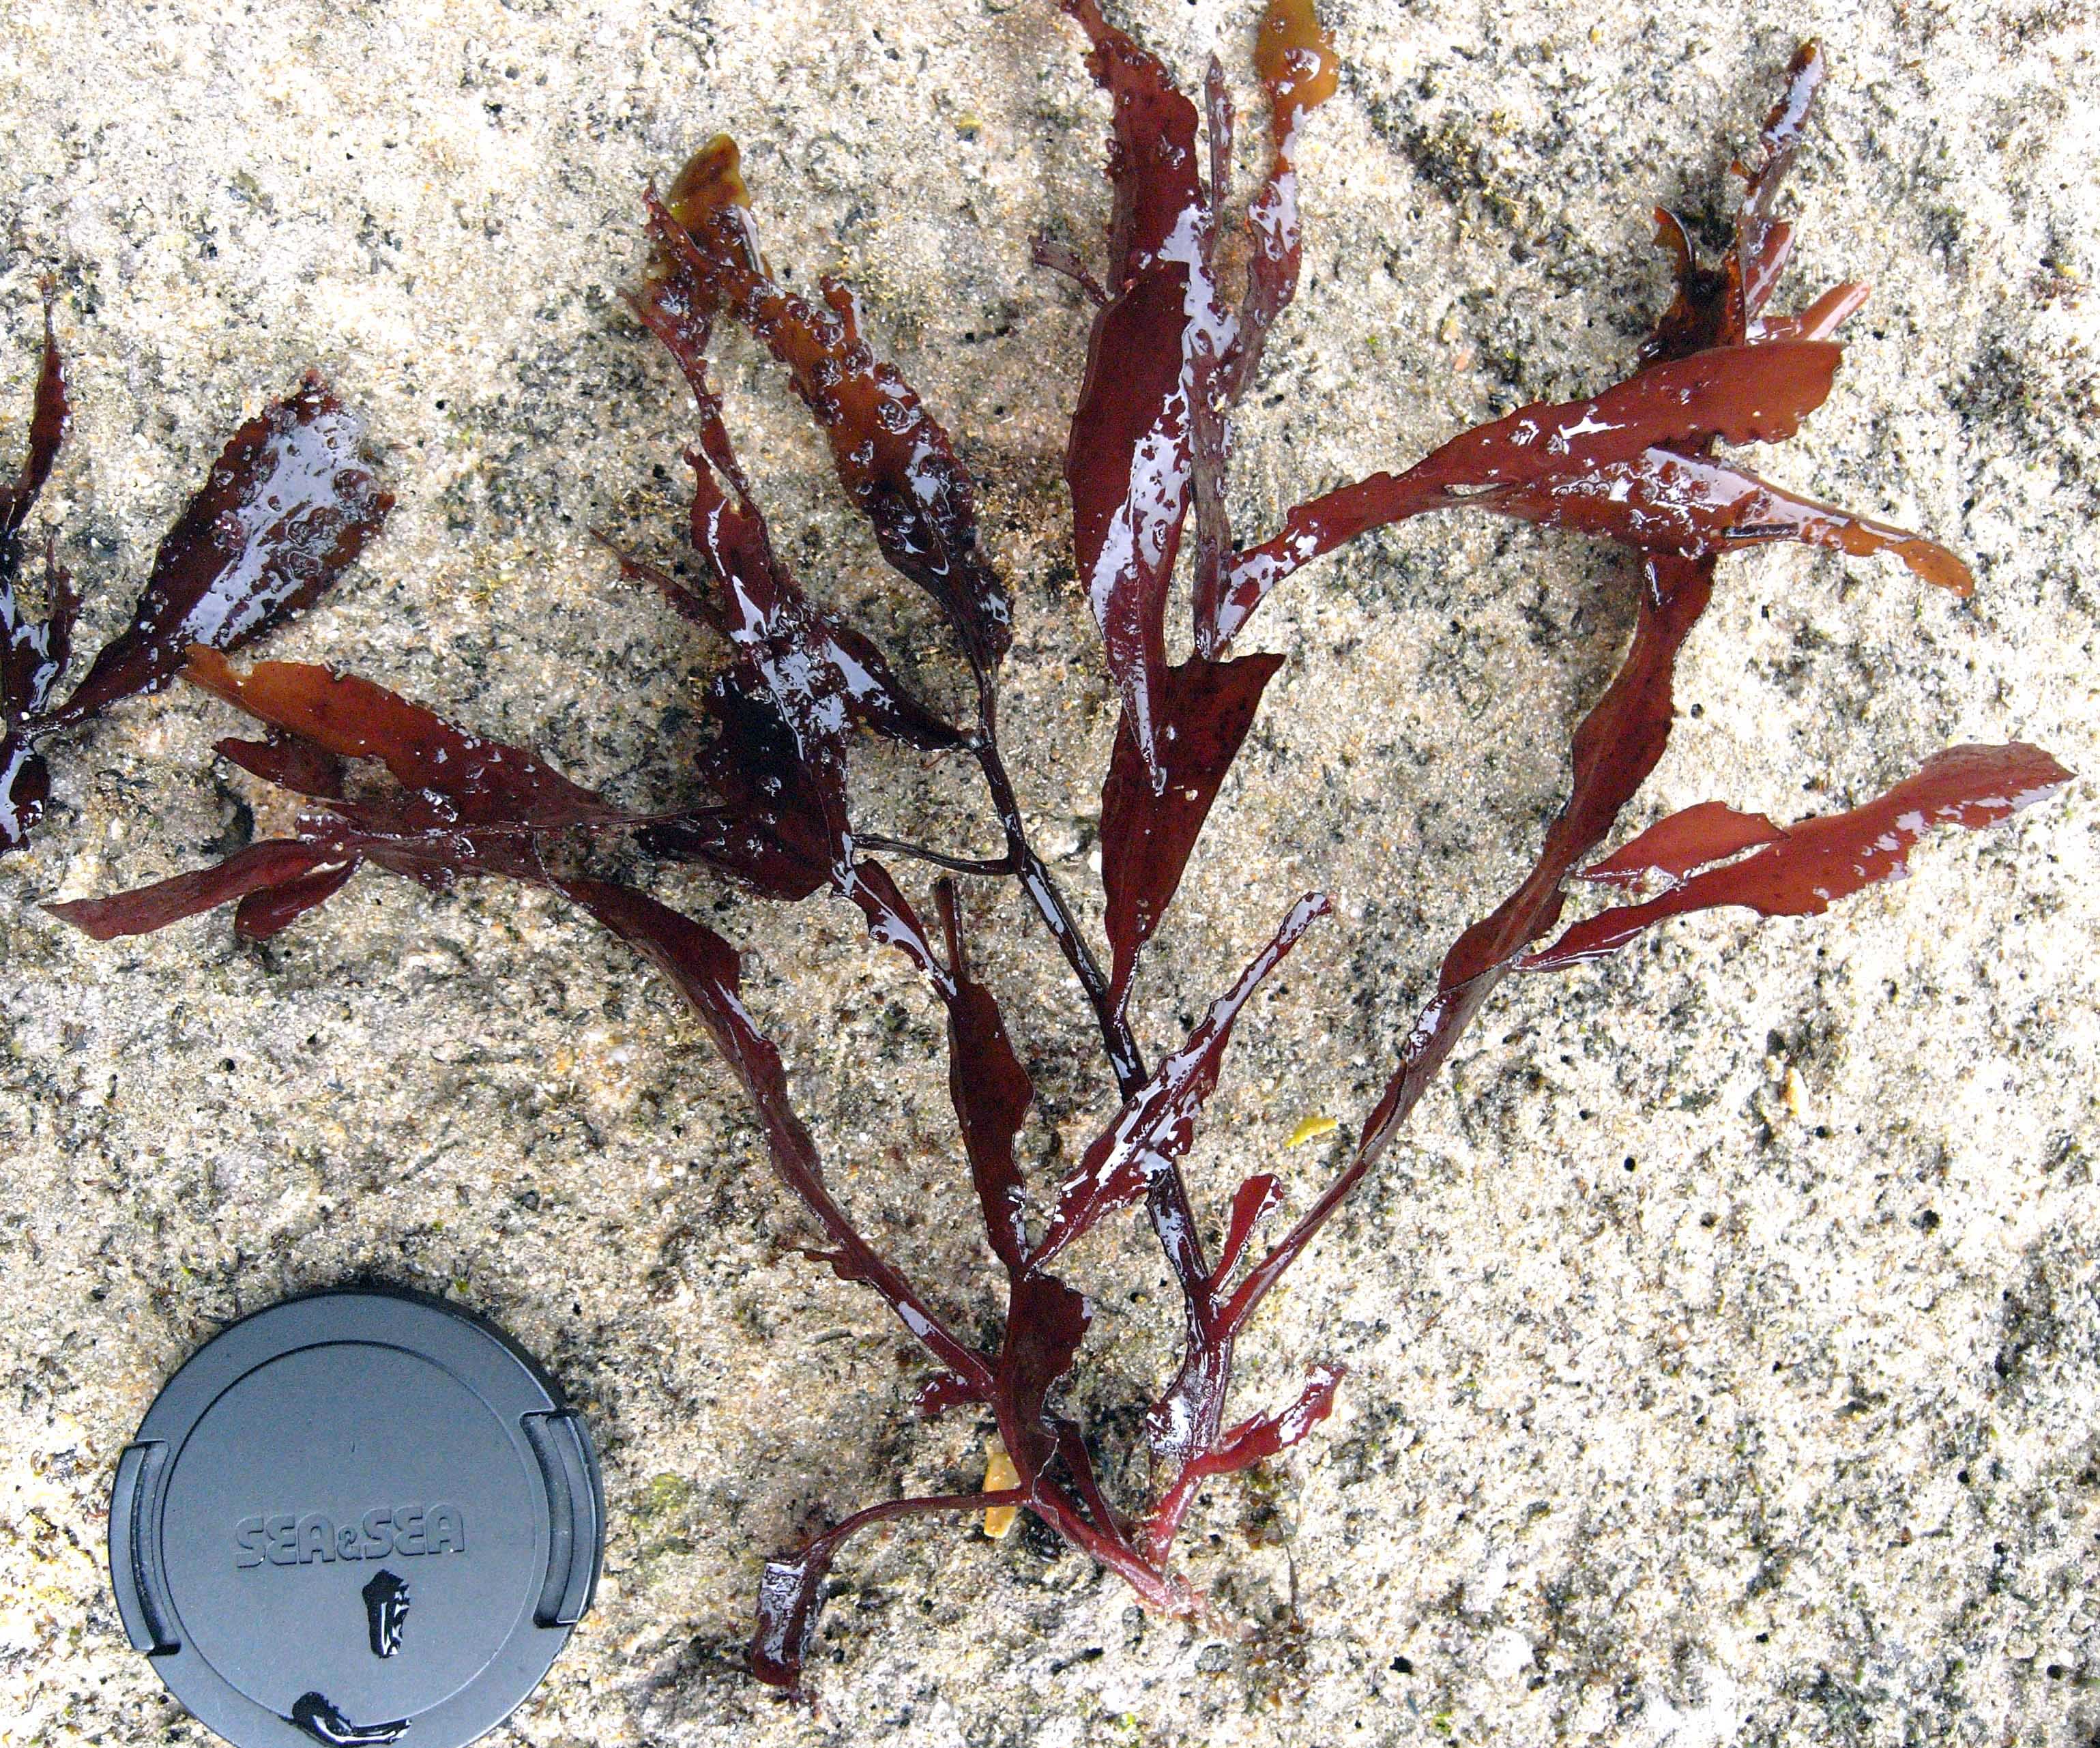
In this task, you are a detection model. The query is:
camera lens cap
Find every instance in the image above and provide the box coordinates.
[108,1287,602,1748]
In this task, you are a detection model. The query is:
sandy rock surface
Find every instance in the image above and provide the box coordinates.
[2,1,2095,1744]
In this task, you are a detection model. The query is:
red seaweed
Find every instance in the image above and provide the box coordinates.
[47,652,626,941]
[1523,744,2073,970]
[32,5,2071,1700]
[1210,340,1969,649]
[1098,650,1282,1017]
[1060,0,1214,788]
[0,355,390,856]
[645,141,1011,680]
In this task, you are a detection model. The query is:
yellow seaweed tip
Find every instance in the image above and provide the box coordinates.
[1255,0,1340,117]
[982,1441,1021,1538]
[1285,1113,1338,1149]
[665,134,749,231]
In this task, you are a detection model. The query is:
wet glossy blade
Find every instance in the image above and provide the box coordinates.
[1523,744,2075,969]
[1061,0,1220,785]
[0,306,67,540]
[1182,1363,1343,1479]
[46,839,347,939]
[50,376,390,727]
[1575,799,1785,891]
[1217,0,1339,405]
[1100,652,1283,1015]
[1647,42,1824,362]
[748,1489,1020,1692]
[0,733,48,851]
[646,151,1011,675]
[1213,340,1857,643]
[233,857,360,939]
[186,650,617,829]
[937,883,1034,1273]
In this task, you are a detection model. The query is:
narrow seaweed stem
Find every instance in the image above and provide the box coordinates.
[1025,1479,1191,1616]
[968,690,1221,1358]
[1140,1464,1207,1566]
[967,697,1148,1097]
[967,681,1222,1435]
[857,835,1016,877]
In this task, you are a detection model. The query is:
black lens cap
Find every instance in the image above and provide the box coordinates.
[109,1288,602,1748]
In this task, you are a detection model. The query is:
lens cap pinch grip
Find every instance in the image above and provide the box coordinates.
[108,1288,603,1748]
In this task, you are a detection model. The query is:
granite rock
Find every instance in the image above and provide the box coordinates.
[1,2,2095,1745]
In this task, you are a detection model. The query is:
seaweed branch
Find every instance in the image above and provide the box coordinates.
[1,336,389,856]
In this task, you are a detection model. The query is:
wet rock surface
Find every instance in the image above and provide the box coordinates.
[1,1,2095,1743]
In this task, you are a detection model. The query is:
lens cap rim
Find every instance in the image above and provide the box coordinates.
[108,1286,602,1748]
